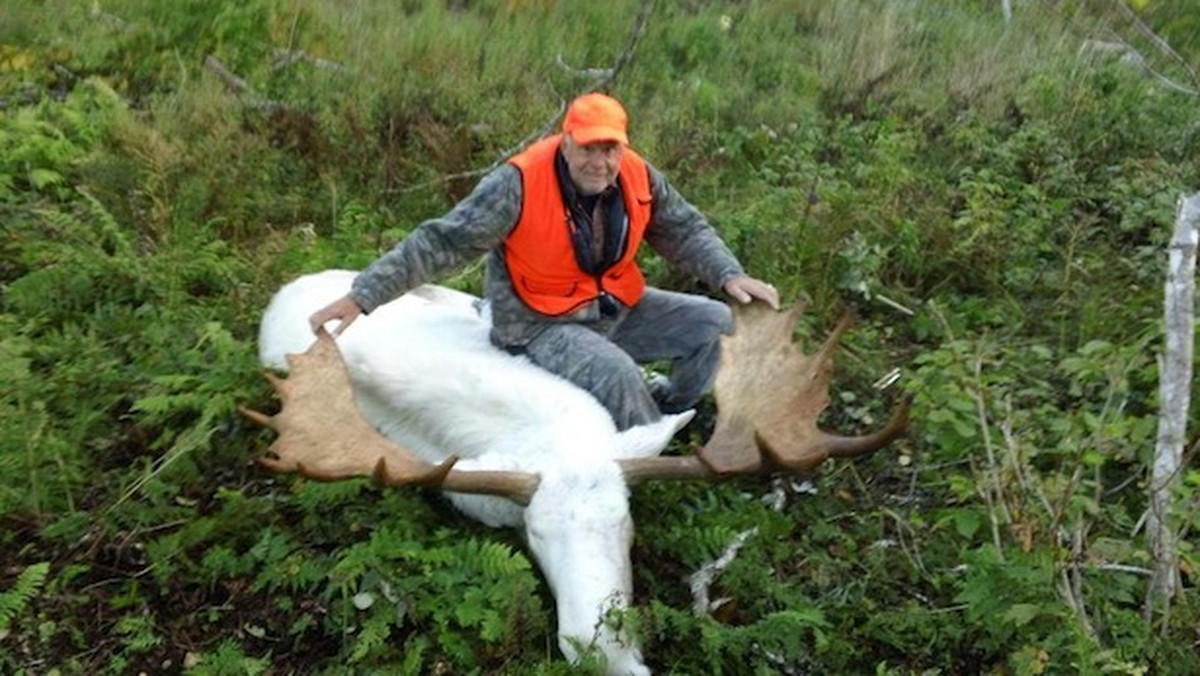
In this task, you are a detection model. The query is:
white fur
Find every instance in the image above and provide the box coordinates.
[259,270,694,675]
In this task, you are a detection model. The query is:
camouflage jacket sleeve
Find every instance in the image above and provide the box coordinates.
[642,162,745,291]
[350,165,522,313]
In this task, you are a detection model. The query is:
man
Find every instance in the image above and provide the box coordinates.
[309,92,779,430]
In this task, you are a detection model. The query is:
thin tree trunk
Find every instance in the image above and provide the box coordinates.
[1146,192,1200,620]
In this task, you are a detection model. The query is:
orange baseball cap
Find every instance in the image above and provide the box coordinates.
[562,92,629,145]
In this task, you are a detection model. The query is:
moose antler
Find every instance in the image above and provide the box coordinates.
[240,329,541,504]
[620,299,908,483]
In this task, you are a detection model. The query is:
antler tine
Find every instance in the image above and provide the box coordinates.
[755,396,911,474]
[823,398,910,458]
[241,328,540,505]
[620,401,909,484]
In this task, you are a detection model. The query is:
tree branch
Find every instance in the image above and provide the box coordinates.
[1104,0,1200,95]
[591,0,654,92]
[1080,38,1199,97]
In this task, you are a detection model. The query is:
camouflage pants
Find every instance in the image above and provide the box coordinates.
[503,288,733,431]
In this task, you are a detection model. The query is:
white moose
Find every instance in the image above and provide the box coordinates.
[242,269,907,675]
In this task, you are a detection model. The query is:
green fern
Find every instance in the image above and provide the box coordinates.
[0,561,50,633]
[468,538,532,579]
[184,638,271,676]
[348,605,397,664]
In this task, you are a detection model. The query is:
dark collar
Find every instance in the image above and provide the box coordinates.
[553,149,629,276]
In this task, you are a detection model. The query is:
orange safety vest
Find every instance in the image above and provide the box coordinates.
[505,135,653,316]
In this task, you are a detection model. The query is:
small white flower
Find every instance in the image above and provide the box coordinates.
[719,15,733,32]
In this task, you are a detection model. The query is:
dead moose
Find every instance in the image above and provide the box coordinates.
[241,269,908,675]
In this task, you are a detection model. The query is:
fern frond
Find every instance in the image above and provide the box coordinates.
[471,539,531,579]
[348,606,396,663]
[0,561,50,632]
[78,187,133,257]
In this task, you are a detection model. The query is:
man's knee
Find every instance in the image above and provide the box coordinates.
[516,325,660,429]
[672,292,733,341]
[555,340,647,405]
[678,296,732,359]
[703,297,734,335]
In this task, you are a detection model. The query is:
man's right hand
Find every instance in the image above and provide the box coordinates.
[722,275,781,310]
[308,294,364,336]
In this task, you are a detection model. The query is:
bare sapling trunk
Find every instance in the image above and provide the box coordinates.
[1146,191,1200,620]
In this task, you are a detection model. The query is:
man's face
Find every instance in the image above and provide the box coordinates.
[561,133,623,196]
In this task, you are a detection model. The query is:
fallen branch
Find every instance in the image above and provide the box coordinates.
[691,472,811,616]
[272,49,348,73]
[1092,563,1154,577]
[555,54,612,81]
[689,528,758,616]
[204,55,289,114]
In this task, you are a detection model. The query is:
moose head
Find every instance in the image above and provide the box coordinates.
[241,270,908,674]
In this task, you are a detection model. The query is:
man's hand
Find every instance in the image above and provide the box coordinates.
[723,275,781,310]
[309,294,364,336]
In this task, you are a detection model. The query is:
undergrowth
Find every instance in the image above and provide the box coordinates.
[2,0,1199,673]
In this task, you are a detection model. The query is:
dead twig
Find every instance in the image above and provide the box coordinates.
[1108,0,1200,93]
[272,49,348,73]
[204,55,288,113]
[1059,518,1098,640]
[970,349,1010,556]
[555,55,612,81]
[689,528,757,616]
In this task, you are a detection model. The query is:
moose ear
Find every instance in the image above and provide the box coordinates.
[613,410,696,459]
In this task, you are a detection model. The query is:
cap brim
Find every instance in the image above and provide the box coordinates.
[568,126,629,145]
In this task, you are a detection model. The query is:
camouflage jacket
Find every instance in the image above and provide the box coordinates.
[350,156,746,346]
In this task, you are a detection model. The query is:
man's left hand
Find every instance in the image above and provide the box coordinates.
[723,275,780,310]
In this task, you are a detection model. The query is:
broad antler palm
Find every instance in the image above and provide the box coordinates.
[239,328,541,504]
[620,299,909,483]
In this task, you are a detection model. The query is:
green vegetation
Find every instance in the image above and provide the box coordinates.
[2,0,1199,673]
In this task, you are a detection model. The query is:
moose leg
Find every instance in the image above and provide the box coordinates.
[517,324,663,431]
[609,287,733,414]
